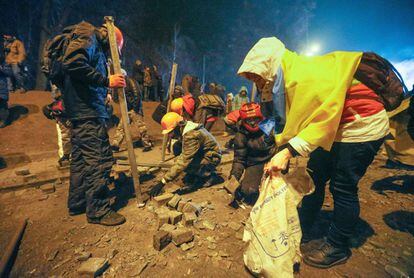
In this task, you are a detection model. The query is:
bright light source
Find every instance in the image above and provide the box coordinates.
[303,42,321,57]
[310,43,320,53]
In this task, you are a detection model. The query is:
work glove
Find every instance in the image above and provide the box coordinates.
[149,181,165,197]
[109,74,126,88]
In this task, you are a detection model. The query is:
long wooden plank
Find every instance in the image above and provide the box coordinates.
[104,16,143,206]
[161,63,178,161]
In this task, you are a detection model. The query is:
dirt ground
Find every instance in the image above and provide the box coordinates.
[0,91,413,277]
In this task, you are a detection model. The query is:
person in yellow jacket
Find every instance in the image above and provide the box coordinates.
[3,34,26,93]
[238,37,389,269]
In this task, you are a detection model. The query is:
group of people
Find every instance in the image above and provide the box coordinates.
[9,17,412,272]
[151,36,413,271]
[0,33,27,127]
[132,59,163,101]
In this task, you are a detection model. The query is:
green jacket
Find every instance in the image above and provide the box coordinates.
[232,86,250,111]
[163,121,221,182]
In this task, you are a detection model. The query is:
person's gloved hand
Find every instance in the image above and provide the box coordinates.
[149,181,165,197]
[109,74,126,88]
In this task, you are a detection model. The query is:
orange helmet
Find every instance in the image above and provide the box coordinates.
[170,98,184,115]
[161,112,183,134]
[182,95,196,117]
[114,26,124,53]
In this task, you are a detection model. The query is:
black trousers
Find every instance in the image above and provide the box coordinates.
[240,162,265,195]
[0,99,8,124]
[68,118,114,219]
[300,138,384,247]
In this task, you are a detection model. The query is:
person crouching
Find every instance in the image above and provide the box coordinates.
[229,103,276,204]
[149,112,223,197]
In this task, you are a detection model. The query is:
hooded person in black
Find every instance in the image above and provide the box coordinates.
[62,21,126,226]
[229,103,276,203]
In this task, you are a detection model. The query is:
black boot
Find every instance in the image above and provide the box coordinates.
[303,238,351,269]
[87,210,126,226]
[143,146,152,152]
[58,154,71,167]
[203,173,225,188]
[69,207,86,216]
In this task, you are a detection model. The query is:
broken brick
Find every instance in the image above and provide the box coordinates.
[23,174,37,183]
[15,168,30,176]
[78,258,109,277]
[154,194,174,205]
[157,213,170,229]
[40,183,55,194]
[159,224,176,234]
[171,228,194,246]
[177,200,187,212]
[153,230,172,251]
[168,211,183,225]
[182,212,197,226]
[202,220,216,231]
[153,193,174,206]
[182,202,202,215]
[167,194,182,209]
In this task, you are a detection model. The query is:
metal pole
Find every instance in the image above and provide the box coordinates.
[0,218,28,277]
[104,16,144,207]
[202,55,206,86]
[161,63,178,162]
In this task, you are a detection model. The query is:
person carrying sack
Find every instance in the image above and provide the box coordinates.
[237,37,407,268]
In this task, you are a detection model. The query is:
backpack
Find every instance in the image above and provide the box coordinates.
[355,52,409,111]
[197,94,225,112]
[41,24,78,88]
[152,100,168,124]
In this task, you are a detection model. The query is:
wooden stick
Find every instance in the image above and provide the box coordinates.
[161,63,178,161]
[0,218,28,277]
[104,16,143,207]
[251,82,257,102]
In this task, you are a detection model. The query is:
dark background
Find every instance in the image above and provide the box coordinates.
[0,0,412,93]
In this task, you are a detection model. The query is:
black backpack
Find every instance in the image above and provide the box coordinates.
[355,52,409,111]
[41,24,78,88]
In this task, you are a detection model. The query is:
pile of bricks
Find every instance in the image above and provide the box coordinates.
[152,193,204,251]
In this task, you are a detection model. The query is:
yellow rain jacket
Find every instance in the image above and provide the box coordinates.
[238,37,363,151]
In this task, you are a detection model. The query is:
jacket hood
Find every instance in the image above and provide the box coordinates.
[183,121,201,135]
[238,86,248,94]
[237,37,286,82]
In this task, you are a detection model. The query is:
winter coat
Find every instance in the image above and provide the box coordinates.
[132,64,144,85]
[232,86,249,111]
[230,125,276,180]
[0,63,12,100]
[4,38,26,65]
[238,37,362,150]
[163,121,222,182]
[125,77,143,115]
[144,69,152,87]
[61,21,109,120]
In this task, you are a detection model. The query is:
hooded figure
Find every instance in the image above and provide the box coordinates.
[238,37,389,269]
[232,86,250,111]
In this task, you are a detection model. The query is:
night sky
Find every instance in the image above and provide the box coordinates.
[308,0,414,86]
[1,0,413,91]
[308,0,414,59]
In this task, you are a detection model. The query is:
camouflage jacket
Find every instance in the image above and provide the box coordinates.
[163,121,221,183]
